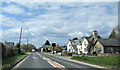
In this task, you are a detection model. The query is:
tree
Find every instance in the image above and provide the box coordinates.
[20,43,36,52]
[16,43,21,54]
[44,40,50,45]
[109,29,116,39]
[109,25,120,39]
[97,35,101,38]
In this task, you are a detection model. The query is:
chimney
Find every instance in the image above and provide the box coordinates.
[92,31,98,43]
[93,30,98,37]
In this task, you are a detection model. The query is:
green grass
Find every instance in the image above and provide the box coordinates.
[71,56,119,68]
[2,52,28,68]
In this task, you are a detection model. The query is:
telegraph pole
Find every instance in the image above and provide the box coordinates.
[27,38,28,45]
[17,27,22,54]
[19,28,22,44]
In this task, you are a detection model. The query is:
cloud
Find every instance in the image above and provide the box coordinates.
[68,32,83,37]
[2,0,119,2]
[2,4,25,14]
[1,2,118,48]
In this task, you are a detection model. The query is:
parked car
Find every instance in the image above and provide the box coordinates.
[57,52,62,55]
[62,50,67,53]
[32,49,35,53]
[50,51,56,53]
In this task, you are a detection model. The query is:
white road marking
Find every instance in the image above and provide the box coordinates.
[33,56,38,59]
[47,61,56,68]
[54,61,65,68]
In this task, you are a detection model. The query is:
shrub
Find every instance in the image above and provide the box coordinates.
[2,44,18,59]
[19,52,26,55]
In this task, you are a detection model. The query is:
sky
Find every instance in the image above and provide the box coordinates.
[0,2,118,48]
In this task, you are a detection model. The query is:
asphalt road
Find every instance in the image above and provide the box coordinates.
[12,52,104,70]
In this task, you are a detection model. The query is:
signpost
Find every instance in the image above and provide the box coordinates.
[52,43,56,54]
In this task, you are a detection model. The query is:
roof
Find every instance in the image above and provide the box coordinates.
[84,37,91,43]
[41,45,50,48]
[97,38,120,47]
[69,39,82,45]
[69,39,82,50]
[4,42,14,47]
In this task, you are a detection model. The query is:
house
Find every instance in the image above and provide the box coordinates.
[62,46,67,51]
[93,38,120,54]
[67,38,82,54]
[84,31,120,54]
[80,31,100,54]
[40,40,51,52]
[41,45,51,52]
[4,42,14,47]
[49,44,62,52]
[81,37,91,54]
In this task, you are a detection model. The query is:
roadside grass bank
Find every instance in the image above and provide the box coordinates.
[2,52,28,69]
[71,56,119,68]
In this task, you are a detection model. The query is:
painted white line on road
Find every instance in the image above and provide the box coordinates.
[54,61,65,68]
[47,61,56,68]
[33,57,38,59]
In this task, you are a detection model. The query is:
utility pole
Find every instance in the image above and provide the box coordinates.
[19,28,22,44]
[17,27,22,54]
[27,38,29,52]
[27,38,28,45]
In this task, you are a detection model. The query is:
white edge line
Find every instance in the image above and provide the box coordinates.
[13,53,30,68]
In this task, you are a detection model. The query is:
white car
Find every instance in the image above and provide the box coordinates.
[32,49,35,53]
[50,51,56,53]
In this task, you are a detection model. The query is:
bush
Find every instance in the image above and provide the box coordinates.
[2,43,18,59]
[87,53,91,55]
[19,52,26,55]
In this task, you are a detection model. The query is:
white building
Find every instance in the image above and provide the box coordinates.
[67,39,82,54]
[81,37,90,54]
[81,31,99,54]
[67,31,99,54]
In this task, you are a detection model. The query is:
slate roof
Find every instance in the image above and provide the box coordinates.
[97,38,120,47]
[69,39,82,50]
[70,39,82,45]
[84,37,91,43]
[41,45,50,48]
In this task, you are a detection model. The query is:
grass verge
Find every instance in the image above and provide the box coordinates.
[71,56,119,68]
[2,52,28,69]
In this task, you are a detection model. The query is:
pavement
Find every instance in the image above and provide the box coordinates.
[11,52,105,70]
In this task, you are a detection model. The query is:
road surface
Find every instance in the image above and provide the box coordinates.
[12,52,104,70]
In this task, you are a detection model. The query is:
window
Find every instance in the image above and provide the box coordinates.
[84,48,87,52]
[105,47,114,53]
